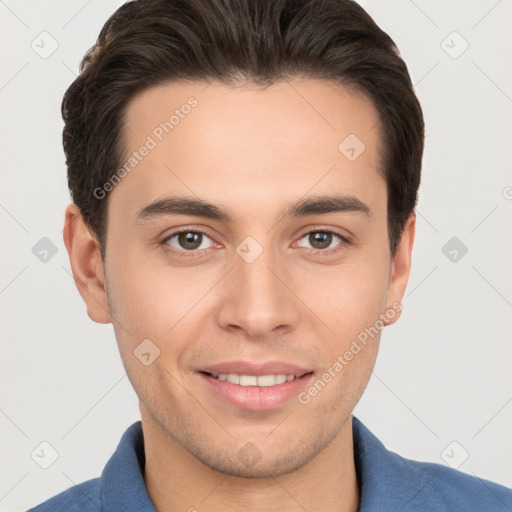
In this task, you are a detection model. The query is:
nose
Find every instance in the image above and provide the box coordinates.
[216,242,300,339]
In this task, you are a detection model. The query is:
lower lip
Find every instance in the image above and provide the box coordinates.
[198,372,314,411]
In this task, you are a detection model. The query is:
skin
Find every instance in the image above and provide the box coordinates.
[63,79,415,512]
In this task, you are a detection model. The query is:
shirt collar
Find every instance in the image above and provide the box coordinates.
[352,416,430,511]
[100,420,155,511]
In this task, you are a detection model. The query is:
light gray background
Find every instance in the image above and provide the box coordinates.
[1,1,511,510]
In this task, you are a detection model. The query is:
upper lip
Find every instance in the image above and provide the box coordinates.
[199,360,312,377]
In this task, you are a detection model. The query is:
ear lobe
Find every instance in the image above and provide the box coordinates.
[62,203,112,324]
[383,212,416,326]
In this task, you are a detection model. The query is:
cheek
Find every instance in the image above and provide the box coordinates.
[106,251,207,371]
[302,250,390,341]
[106,264,184,408]
[107,245,178,333]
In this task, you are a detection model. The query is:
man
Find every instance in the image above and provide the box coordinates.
[29,0,512,510]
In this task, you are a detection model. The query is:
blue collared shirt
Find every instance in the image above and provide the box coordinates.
[28,416,512,511]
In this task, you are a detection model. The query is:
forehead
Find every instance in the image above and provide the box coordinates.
[112,79,385,222]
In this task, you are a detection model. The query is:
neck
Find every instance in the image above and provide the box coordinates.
[141,406,359,512]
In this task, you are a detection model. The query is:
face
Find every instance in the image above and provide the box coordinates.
[65,79,414,477]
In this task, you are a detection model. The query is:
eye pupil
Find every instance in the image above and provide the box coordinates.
[310,232,332,249]
[178,232,202,250]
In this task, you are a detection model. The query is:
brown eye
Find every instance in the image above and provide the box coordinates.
[163,230,215,253]
[308,232,332,249]
[298,230,346,253]
[177,231,203,250]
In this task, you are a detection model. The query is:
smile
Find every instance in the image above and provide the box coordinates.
[208,373,297,386]
[198,371,314,411]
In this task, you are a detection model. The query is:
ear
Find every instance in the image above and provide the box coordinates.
[383,212,416,326]
[62,203,112,324]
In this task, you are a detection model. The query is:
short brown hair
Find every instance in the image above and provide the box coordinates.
[62,0,424,260]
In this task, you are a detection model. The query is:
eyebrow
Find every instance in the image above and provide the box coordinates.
[134,194,372,224]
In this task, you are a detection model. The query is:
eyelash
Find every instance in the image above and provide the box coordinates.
[160,227,350,259]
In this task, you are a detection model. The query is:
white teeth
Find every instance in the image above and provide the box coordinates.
[240,375,257,386]
[257,375,277,387]
[214,373,296,386]
[226,374,239,385]
[275,374,287,385]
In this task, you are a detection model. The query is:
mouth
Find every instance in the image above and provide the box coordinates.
[200,371,313,387]
[197,369,315,411]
